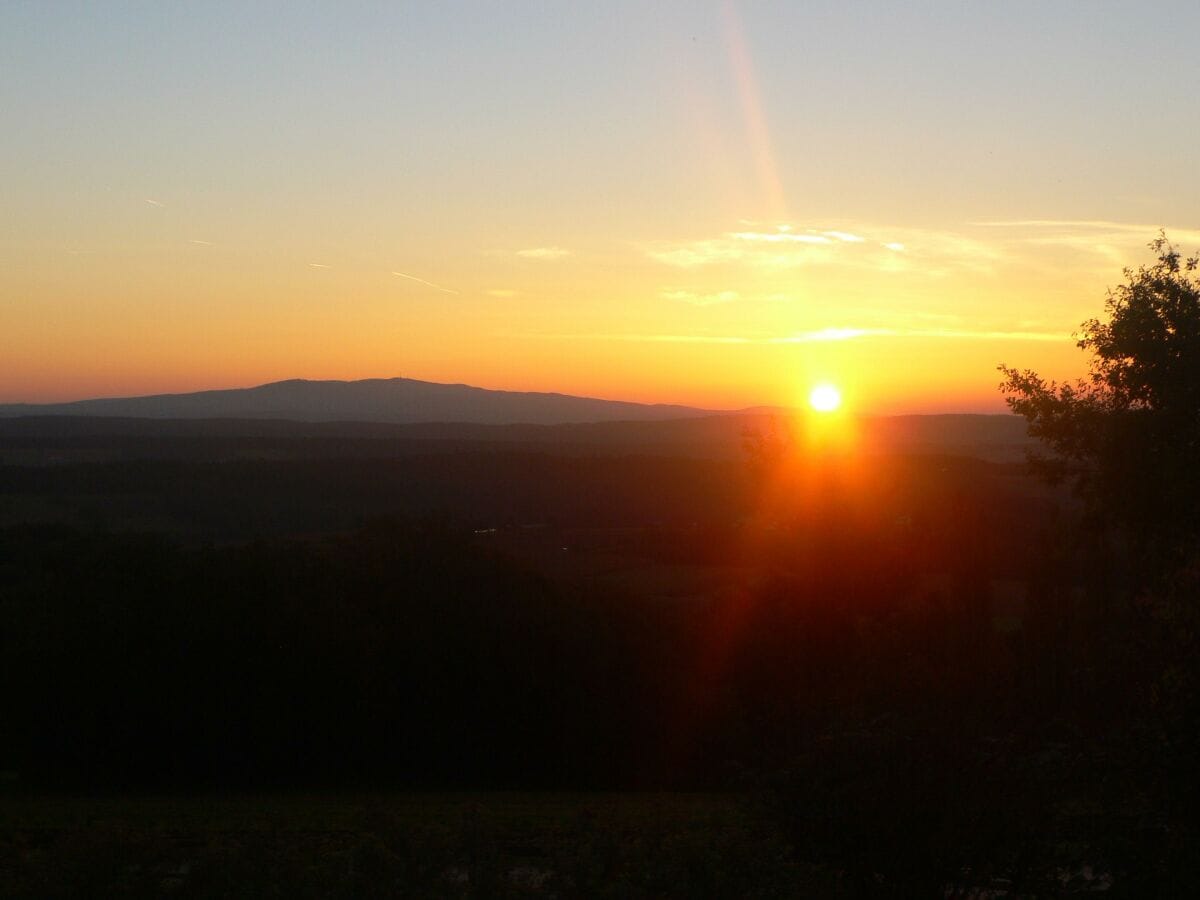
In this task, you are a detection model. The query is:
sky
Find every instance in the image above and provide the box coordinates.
[4,1,1200,412]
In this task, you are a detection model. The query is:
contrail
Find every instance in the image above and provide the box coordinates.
[392,271,458,294]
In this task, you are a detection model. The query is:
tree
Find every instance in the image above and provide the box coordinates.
[999,234,1200,552]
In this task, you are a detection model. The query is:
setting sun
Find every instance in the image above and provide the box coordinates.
[809,383,842,413]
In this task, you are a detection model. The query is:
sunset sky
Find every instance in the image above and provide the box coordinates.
[5,2,1200,412]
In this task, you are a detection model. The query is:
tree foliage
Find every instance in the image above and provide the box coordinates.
[1000,234,1200,545]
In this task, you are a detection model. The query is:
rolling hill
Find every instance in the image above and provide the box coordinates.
[0,377,713,425]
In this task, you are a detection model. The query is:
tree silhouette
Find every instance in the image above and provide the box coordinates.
[1000,234,1200,550]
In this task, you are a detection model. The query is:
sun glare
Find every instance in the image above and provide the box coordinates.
[809,383,842,413]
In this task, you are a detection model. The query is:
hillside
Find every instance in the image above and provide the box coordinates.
[0,378,713,425]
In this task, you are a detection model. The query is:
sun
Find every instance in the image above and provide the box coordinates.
[808,382,842,413]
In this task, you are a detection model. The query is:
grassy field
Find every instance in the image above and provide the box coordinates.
[0,791,816,898]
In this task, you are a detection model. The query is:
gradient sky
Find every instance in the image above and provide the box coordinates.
[5,1,1200,411]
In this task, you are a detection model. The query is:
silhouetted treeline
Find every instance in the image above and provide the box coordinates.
[0,454,750,538]
[1,521,697,788]
[1,501,1133,794]
[5,448,1198,889]
[0,450,1040,543]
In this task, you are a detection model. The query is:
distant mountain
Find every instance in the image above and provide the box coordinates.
[0,377,716,426]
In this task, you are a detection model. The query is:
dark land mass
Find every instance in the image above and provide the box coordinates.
[0,377,715,425]
[1,412,1193,895]
[0,410,1036,464]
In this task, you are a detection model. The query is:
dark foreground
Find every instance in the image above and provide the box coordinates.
[4,423,1200,895]
[0,792,809,898]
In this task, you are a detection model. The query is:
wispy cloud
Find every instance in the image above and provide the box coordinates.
[971,219,1172,231]
[486,289,519,298]
[661,289,740,306]
[643,223,996,273]
[730,231,832,244]
[965,219,1200,270]
[516,247,571,261]
[791,328,875,342]
[144,198,164,207]
[822,230,866,243]
[520,327,1069,345]
[897,328,1068,342]
[644,241,747,267]
[308,263,330,269]
[188,239,213,246]
[525,332,757,345]
[392,270,458,294]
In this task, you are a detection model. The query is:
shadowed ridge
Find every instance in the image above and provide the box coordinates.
[0,377,719,426]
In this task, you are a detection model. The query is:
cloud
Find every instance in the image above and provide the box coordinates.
[972,219,1161,231]
[188,239,213,246]
[519,327,1069,345]
[897,328,1068,342]
[731,231,832,244]
[644,241,746,267]
[790,328,875,342]
[524,332,757,345]
[487,289,519,298]
[144,198,164,207]
[516,247,571,260]
[308,263,330,269]
[643,223,997,273]
[643,233,839,268]
[963,219,1200,272]
[661,289,740,306]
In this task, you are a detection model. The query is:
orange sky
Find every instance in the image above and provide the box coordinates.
[5,3,1200,412]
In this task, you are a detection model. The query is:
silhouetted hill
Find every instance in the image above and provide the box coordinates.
[0,378,714,425]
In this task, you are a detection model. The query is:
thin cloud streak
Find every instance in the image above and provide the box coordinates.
[971,219,1200,247]
[522,327,1069,345]
[661,289,740,306]
[392,271,459,294]
[966,220,1200,268]
[972,219,1175,231]
[644,223,999,272]
[516,247,571,260]
[731,231,832,244]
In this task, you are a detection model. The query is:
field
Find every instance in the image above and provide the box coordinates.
[0,791,810,898]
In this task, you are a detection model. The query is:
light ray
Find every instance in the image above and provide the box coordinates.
[722,1,787,219]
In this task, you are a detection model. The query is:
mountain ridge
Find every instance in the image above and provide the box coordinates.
[0,377,719,426]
